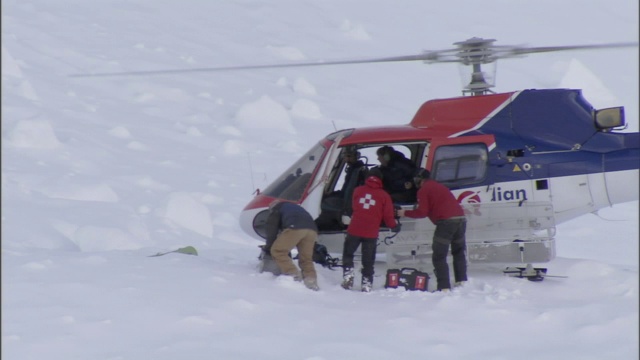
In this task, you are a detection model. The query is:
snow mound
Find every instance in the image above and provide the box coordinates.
[291,98,323,119]
[235,95,296,134]
[164,192,213,238]
[5,119,61,149]
[267,45,306,60]
[340,20,371,40]
[293,78,317,95]
[41,182,119,203]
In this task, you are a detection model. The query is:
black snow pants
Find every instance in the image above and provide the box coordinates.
[432,217,467,290]
[342,234,377,283]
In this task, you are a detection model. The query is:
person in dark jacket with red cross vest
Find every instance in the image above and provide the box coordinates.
[341,167,400,292]
[397,168,467,291]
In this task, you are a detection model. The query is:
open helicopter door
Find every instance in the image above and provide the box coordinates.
[316,140,431,254]
[299,133,346,220]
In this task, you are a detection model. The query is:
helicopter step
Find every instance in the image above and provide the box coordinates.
[503,264,568,281]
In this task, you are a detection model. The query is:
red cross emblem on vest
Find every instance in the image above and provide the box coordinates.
[358,193,376,209]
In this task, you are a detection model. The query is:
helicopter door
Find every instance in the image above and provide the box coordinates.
[548,162,594,215]
[300,134,345,220]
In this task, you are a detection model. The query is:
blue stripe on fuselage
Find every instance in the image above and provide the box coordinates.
[453,89,639,185]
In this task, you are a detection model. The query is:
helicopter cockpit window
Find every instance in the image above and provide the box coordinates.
[262,143,326,201]
[432,143,488,188]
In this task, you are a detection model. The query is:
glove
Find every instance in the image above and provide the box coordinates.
[394,205,402,218]
[259,244,271,257]
[391,224,402,233]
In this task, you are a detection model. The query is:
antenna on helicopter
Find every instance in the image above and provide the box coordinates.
[70,38,638,96]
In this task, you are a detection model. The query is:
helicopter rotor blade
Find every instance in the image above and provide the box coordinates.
[68,40,638,78]
[69,53,436,78]
[502,42,638,57]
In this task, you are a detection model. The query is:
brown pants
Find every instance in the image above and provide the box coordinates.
[271,228,318,281]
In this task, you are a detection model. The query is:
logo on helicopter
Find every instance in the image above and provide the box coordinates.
[457,190,481,205]
[457,190,482,216]
[457,187,529,216]
[490,186,528,202]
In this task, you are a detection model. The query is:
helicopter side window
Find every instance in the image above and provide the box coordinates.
[262,143,326,201]
[432,143,488,188]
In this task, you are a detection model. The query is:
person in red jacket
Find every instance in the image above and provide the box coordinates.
[397,168,467,291]
[342,167,400,292]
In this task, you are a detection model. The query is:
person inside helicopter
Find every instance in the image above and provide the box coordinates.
[376,145,417,203]
[337,146,368,214]
[315,146,368,231]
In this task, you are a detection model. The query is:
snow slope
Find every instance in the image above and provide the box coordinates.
[2,1,638,359]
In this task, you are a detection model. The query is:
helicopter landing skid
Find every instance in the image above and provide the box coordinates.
[503,264,568,282]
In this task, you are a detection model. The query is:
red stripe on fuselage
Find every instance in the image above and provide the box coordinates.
[409,92,515,136]
[243,194,278,210]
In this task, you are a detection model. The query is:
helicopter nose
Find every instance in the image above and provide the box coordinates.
[239,207,268,242]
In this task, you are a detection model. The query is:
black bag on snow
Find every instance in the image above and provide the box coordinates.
[312,242,339,269]
[385,267,430,291]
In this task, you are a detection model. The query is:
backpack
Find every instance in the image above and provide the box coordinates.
[312,242,339,269]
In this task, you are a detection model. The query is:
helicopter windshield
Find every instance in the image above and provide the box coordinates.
[261,143,327,201]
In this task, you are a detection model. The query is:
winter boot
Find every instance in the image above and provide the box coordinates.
[258,252,282,275]
[341,267,354,290]
[304,278,320,291]
[361,276,373,293]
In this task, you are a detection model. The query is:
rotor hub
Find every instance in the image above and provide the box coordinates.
[454,37,497,65]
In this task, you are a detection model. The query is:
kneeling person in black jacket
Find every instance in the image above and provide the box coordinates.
[264,200,320,291]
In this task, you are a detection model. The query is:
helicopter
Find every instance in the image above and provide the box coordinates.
[73,37,639,278]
